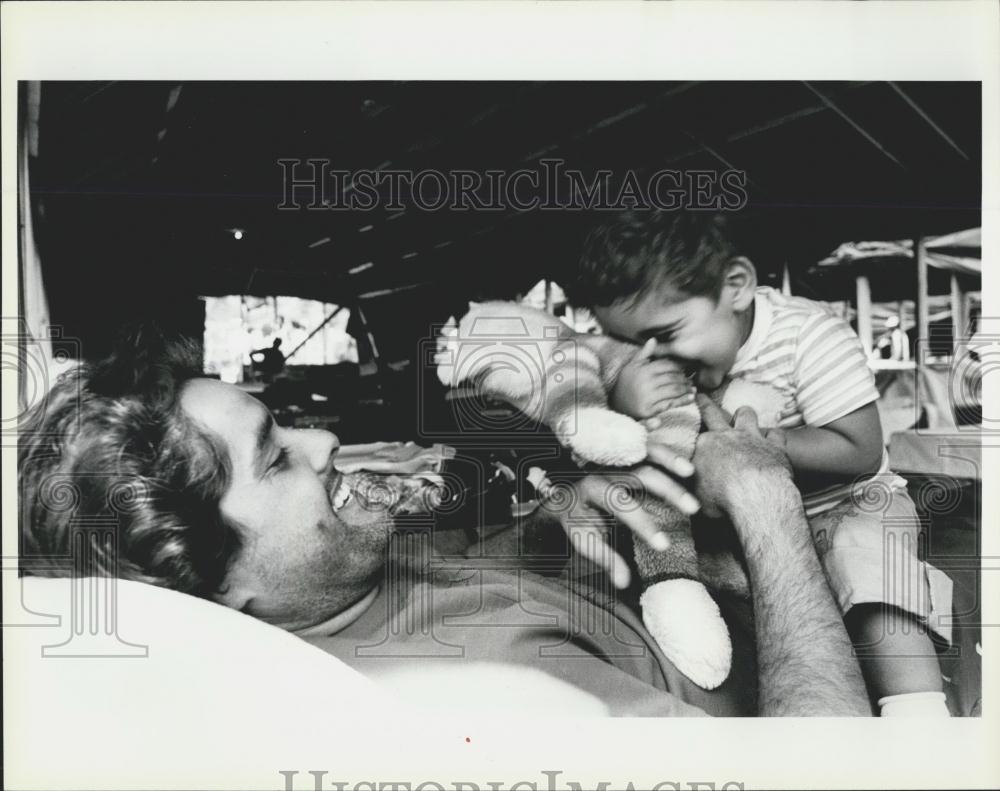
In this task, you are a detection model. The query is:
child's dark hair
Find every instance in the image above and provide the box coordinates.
[567,211,738,308]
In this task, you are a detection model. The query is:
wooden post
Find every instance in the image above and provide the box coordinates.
[896,300,909,361]
[915,237,930,358]
[964,291,977,335]
[781,263,792,296]
[950,273,966,342]
[355,303,380,361]
[856,274,873,358]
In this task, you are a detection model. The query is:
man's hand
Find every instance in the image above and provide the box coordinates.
[693,395,793,519]
[611,338,695,421]
[536,440,699,590]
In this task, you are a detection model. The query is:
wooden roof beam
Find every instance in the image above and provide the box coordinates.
[802,82,906,171]
[888,82,969,162]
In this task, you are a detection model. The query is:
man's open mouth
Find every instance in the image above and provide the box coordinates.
[329,472,353,512]
[329,471,398,514]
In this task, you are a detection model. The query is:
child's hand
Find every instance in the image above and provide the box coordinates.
[611,338,695,420]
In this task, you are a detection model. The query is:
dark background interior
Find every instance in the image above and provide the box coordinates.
[25,80,981,365]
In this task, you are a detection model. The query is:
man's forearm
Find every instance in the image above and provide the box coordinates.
[729,476,871,716]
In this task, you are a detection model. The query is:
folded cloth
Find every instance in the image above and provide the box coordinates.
[335,441,455,475]
[336,442,457,516]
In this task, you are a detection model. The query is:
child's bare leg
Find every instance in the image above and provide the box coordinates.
[845,603,948,715]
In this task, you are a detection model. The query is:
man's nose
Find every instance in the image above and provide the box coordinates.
[293,428,340,473]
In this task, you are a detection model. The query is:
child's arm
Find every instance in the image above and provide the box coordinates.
[782,308,887,485]
[776,401,885,482]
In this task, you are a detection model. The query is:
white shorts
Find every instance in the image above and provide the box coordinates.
[808,475,954,644]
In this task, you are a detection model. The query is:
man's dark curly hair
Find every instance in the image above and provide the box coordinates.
[566,210,739,309]
[18,326,242,596]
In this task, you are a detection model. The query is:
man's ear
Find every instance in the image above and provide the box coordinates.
[723,256,757,311]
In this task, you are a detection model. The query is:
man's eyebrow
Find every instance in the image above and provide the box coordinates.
[251,411,276,476]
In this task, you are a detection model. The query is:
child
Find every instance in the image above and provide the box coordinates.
[566,210,953,716]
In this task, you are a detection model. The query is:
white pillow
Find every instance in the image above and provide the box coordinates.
[4,576,387,789]
[5,575,609,789]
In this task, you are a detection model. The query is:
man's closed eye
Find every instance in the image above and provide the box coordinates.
[268,447,290,476]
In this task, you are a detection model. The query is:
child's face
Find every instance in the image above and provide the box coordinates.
[594,282,750,392]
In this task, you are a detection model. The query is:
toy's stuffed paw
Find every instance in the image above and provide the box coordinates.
[639,578,732,690]
[557,407,647,467]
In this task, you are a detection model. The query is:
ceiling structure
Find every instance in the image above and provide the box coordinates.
[26,81,981,359]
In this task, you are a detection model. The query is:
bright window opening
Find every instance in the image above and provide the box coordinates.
[202,295,359,383]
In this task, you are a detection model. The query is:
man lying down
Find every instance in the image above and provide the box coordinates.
[18,328,871,717]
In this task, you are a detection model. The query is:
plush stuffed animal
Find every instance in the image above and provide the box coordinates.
[435,301,785,689]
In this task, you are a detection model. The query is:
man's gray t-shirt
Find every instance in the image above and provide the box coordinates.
[302,566,757,716]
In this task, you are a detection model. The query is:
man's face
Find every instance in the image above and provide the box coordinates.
[594,284,746,391]
[180,379,393,630]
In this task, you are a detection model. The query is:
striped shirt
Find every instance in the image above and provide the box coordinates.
[729,287,887,515]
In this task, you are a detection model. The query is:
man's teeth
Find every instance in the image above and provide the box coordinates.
[332,478,353,511]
